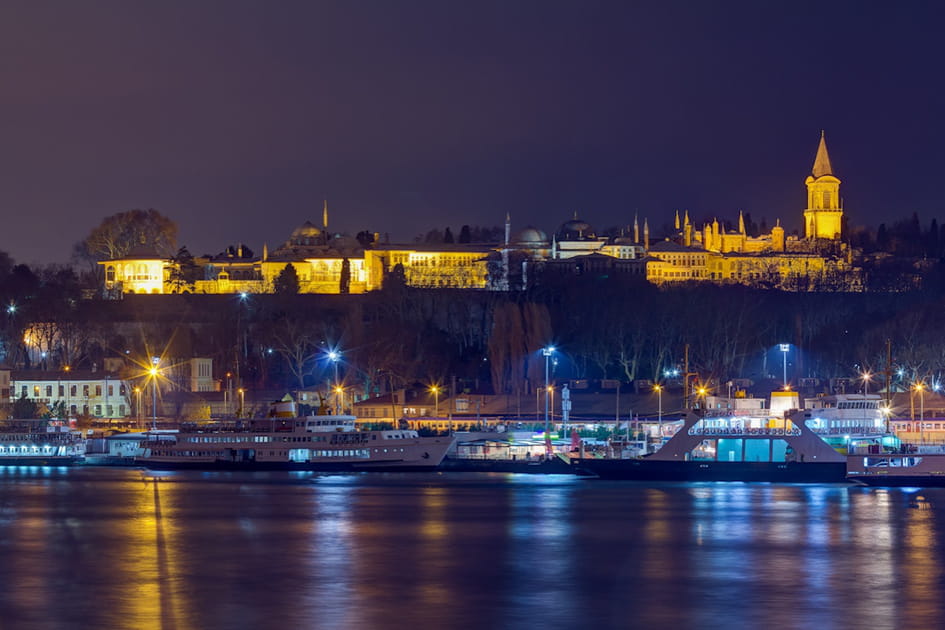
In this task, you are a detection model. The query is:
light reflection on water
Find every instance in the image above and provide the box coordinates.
[0,469,943,629]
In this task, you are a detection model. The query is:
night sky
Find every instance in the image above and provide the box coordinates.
[3,0,944,265]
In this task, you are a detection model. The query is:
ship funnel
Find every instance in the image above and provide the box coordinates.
[269,394,297,418]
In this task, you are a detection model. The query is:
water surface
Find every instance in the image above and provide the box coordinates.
[0,467,942,629]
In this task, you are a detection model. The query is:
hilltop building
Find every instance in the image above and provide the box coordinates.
[98,133,862,295]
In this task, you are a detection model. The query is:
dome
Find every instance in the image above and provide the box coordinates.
[513,226,548,245]
[556,217,596,241]
[288,221,324,246]
[291,221,322,239]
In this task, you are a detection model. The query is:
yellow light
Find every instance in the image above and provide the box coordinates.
[429,385,439,394]
[148,367,158,376]
[334,386,343,395]
[546,386,553,392]
[914,383,925,392]
[653,384,662,393]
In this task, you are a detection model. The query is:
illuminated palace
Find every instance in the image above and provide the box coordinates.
[100,133,861,295]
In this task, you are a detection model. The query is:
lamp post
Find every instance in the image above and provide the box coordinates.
[915,382,926,442]
[238,388,245,418]
[334,386,345,415]
[328,350,341,413]
[654,383,663,422]
[542,346,555,437]
[861,371,871,398]
[779,344,790,389]
[134,387,141,428]
[547,385,555,424]
[149,357,160,431]
[430,385,440,417]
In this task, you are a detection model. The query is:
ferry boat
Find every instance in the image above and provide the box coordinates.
[0,420,87,466]
[802,393,899,452]
[137,412,455,472]
[847,450,945,487]
[572,408,848,482]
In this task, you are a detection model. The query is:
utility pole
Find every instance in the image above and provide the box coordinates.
[683,344,697,410]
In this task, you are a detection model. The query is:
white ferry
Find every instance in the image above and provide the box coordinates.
[0,420,87,466]
[137,410,455,472]
[802,393,898,452]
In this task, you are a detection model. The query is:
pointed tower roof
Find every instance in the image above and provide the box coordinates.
[812,130,833,177]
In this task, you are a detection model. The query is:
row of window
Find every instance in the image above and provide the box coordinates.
[22,384,125,398]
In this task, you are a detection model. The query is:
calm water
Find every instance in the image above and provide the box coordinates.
[0,468,943,630]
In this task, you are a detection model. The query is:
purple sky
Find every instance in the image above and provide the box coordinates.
[3,0,944,265]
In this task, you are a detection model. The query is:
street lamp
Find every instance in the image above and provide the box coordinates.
[328,350,341,383]
[542,346,555,437]
[430,385,440,417]
[238,388,245,418]
[779,344,790,389]
[134,387,141,428]
[334,385,345,415]
[547,385,555,423]
[149,357,160,431]
[654,383,663,419]
[861,371,872,397]
[914,382,926,442]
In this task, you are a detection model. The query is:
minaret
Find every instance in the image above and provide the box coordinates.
[504,212,511,246]
[674,210,680,230]
[323,199,329,231]
[633,214,640,244]
[683,210,692,247]
[262,243,268,261]
[643,218,650,253]
[738,211,746,235]
[804,131,843,240]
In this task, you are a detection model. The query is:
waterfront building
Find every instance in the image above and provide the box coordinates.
[11,369,131,420]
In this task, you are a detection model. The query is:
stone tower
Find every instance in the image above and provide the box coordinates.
[803,131,843,240]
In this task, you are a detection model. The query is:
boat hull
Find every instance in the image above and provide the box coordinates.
[139,459,444,472]
[0,456,84,467]
[572,458,847,483]
[848,474,945,487]
[438,456,574,474]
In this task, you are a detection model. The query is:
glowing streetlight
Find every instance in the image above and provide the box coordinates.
[779,344,790,388]
[133,387,141,427]
[913,382,926,441]
[149,357,160,430]
[542,346,556,437]
[861,371,872,397]
[238,388,245,418]
[547,385,555,423]
[430,385,440,417]
[653,384,663,424]
[334,385,345,415]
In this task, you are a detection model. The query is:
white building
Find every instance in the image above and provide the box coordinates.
[11,369,131,419]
